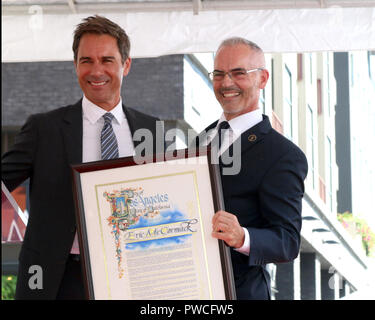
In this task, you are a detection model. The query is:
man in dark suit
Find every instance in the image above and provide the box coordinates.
[1,15,162,299]
[197,38,308,299]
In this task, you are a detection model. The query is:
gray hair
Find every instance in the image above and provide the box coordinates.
[217,37,263,53]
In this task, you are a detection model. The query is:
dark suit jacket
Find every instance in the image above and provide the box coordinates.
[1,100,162,299]
[197,115,308,300]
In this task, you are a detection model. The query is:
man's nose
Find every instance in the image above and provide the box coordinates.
[90,62,105,76]
[221,72,234,86]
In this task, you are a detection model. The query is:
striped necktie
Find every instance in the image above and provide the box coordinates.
[101,112,119,160]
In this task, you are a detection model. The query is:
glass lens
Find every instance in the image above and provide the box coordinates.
[212,71,225,80]
[231,69,247,80]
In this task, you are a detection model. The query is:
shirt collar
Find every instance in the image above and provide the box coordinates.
[216,108,263,137]
[82,95,125,124]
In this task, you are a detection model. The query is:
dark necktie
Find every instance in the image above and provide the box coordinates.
[217,121,231,149]
[101,113,119,160]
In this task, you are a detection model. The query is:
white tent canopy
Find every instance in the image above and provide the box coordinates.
[2,1,375,62]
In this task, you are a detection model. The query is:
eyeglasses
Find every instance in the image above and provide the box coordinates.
[208,67,265,81]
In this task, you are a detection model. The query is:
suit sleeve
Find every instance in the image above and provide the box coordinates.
[247,147,308,266]
[1,114,38,192]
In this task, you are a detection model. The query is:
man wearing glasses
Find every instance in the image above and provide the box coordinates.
[201,38,308,299]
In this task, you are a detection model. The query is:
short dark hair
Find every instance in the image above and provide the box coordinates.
[72,15,130,63]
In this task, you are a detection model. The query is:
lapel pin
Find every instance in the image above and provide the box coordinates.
[248,134,257,142]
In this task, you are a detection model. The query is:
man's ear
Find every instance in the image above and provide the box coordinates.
[259,69,269,89]
[123,57,132,77]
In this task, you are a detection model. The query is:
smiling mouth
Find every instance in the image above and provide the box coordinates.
[88,80,108,87]
[222,92,240,98]
[221,90,241,99]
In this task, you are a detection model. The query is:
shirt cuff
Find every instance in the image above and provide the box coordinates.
[234,227,250,256]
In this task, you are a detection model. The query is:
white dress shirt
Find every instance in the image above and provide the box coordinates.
[82,95,135,162]
[208,108,263,256]
[71,96,135,254]
[207,108,263,155]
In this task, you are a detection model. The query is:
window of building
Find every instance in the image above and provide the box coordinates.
[326,136,333,212]
[326,52,331,118]
[306,104,315,190]
[309,53,313,85]
[259,88,266,114]
[317,79,322,115]
[297,53,303,81]
[350,53,354,87]
[283,64,293,140]
[368,50,375,80]
[271,58,275,111]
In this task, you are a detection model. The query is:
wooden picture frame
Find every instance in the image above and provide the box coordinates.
[71,148,236,300]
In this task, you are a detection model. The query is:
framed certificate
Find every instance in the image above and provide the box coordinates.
[71,148,236,300]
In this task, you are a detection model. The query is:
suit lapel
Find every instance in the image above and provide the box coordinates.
[123,104,163,153]
[123,104,136,133]
[196,121,218,148]
[217,115,272,172]
[123,104,142,149]
[62,100,83,165]
[238,115,272,155]
[200,115,272,153]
